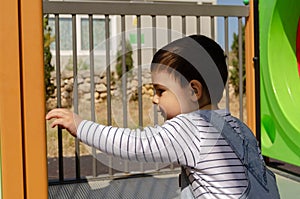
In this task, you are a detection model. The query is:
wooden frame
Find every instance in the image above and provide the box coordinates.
[0,0,48,198]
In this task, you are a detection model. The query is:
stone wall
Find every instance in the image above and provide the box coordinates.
[46,69,154,110]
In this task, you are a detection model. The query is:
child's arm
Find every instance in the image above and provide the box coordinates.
[46,108,200,166]
[77,117,201,166]
[46,108,83,137]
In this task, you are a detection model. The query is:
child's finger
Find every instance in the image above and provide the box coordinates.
[46,108,65,120]
[46,109,58,120]
[49,118,65,128]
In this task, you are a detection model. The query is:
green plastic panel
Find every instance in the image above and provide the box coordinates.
[260,0,300,166]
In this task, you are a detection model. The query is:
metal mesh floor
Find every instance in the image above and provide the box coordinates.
[48,173,181,199]
[49,169,300,199]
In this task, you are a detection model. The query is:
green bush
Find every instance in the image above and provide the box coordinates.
[229,25,245,96]
[64,57,90,71]
[115,40,134,78]
[44,15,55,101]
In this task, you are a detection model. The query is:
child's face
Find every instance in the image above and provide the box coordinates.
[151,70,198,120]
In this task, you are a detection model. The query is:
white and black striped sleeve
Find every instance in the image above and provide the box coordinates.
[76,115,201,167]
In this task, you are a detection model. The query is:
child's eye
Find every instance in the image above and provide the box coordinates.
[155,88,165,95]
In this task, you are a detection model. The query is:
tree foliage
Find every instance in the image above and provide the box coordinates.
[229,25,246,96]
[44,15,55,101]
[115,40,134,78]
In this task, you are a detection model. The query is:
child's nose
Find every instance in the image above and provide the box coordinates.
[152,94,159,104]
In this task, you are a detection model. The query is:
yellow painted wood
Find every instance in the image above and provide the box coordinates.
[0,0,48,198]
[20,0,48,198]
[245,0,256,134]
[0,0,25,198]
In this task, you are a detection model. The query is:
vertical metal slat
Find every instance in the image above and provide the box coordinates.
[182,15,186,36]
[167,15,173,170]
[136,15,144,172]
[152,15,158,126]
[238,17,244,121]
[137,15,143,128]
[105,15,113,176]
[210,16,215,40]
[55,14,64,182]
[196,16,201,35]
[88,14,97,178]
[121,15,129,173]
[151,15,159,171]
[167,15,171,43]
[72,14,81,180]
[224,16,230,111]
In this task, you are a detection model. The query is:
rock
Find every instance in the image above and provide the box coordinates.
[85,77,91,83]
[80,70,90,78]
[64,84,73,92]
[94,76,101,84]
[100,76,107,84]
[100,92,107,99]
[83,93,91,100]
[76,76,84,84]
[95,92,100,99]
[79,83,91,93]
[61,98,70,108]
[147,88,154,96]
[96,84,107,93]
[62,91,70,98]
[62,70,73,79]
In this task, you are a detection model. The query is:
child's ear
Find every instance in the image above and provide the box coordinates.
[189,80,203,102]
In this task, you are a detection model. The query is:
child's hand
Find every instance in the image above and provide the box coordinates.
[46,108,83,137]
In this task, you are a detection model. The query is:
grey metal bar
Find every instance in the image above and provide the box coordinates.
[238,17,243,121]
[152,15,158,126]
[151,15,159,172]
[72,15,78,114]
[136,15,144,173]
[224,16,230,111]
[210,16,215,40]
[72,14,81,180]
[182,16,186,36]
[105,15,112,125]
[105,15,113,176]
[137,15,143,128]
[43,2,249,17]
[89,14,95,128]
[121,15,129,173]
[105,15,112,126]
[55,14,64,182]
[167,16,171,43]
[167,14,173,170]
[196,16,201,35]
[88,14,97,178]
[121,15,127,128]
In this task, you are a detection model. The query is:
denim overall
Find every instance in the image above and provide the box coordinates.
[180,110,280,199]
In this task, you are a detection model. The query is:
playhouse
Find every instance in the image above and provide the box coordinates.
[1,0,299,198]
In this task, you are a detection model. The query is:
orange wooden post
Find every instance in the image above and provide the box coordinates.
[20,0,48,198]
[245,0,256,134]
[0,0,25,198]
[0,0,48,198]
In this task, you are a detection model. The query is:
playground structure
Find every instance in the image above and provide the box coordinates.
[0,0,299,198]
[259,0,300,167]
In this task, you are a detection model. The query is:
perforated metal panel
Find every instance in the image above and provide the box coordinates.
[49,174,180,199]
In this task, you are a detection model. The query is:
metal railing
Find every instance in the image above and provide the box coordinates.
[44,0,249,184]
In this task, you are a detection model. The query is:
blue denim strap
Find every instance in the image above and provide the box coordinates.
[198,110,246,162]
[198,110,268,187]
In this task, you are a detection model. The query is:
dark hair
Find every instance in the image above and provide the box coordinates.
[151,35,228,104]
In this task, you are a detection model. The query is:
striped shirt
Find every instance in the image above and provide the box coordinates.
[77,109,248,198]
